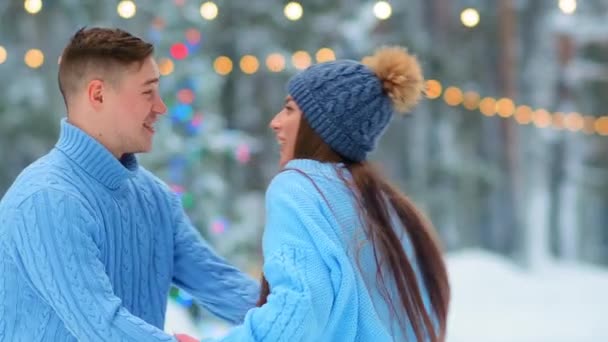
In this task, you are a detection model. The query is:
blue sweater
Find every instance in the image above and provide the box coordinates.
[0,119,259,341]
[208,159,432,342]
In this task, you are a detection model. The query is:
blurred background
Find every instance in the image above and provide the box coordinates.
[1,0,607,341]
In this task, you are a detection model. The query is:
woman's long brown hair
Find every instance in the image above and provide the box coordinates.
[258,116,450,341]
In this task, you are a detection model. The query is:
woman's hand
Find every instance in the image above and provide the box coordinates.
[175,333,199,342]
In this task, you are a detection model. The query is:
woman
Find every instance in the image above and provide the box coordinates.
[199,46,450,342]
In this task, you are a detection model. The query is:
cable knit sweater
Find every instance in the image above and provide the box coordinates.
[0,119,259,341]
[207,159,432,342]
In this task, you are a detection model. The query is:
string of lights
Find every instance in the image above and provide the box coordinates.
[4,0,600,135]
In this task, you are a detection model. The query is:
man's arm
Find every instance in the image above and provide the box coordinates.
[6,190,176,341]
[170,195,260,324]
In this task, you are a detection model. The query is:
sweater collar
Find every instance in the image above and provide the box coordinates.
[54,118,138,190]
[283,159,345,176]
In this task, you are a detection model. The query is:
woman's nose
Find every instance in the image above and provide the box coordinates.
[269,114,280,130]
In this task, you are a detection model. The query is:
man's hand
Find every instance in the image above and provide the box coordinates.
[175,333,199,342]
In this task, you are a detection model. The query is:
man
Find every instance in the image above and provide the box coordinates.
[0,27,258,341]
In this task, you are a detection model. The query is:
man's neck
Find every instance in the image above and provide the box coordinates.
[66,115,123,159]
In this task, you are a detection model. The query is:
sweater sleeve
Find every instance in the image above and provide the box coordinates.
[5,189,176,342]
[203,171,335,342]
[170,194,259,324]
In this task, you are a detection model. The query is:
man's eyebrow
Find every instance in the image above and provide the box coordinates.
[141,77,159,86]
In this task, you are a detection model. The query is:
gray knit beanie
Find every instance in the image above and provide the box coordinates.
[287,46,425,162]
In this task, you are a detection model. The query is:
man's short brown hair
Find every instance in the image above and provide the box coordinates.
[58,27,154,107]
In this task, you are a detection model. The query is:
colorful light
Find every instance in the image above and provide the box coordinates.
[182,192,195,209]
[24,0,42,14]
[594,116,608,136]
[210,218,228,234]
[496,98,515,117]
[158,58,174,76]
[170,43,189,60]
[177,89,195,104]
[374,1,392,20]
[214,56,233,75]
[443,86,463,106]
[240,55,259,74]
[514,105,533,124]
[315,48,336,63]
[532,109,552,128]
[170,184,185,195]
[185,29,202,45]
[0,46,6,64]
[583,116,596,135]
[479,97,497,116]
[284,2,303,21]
[461,8,480,28]
[266,53,286,72]
[292,51,311,70]
[425,80,442,99]
[559,0,577,14]
[200,2,218,20]
[191,113,204,127]
[564,112,584,132]
[117,0,136,19]
[24,49,44,68]
[172,104,194,122]
[463,91,480,110]
[175,289,193,308]
[235,143,251,164]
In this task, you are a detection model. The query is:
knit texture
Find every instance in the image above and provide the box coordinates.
[205,159,432,342]
[0,119,259,341]
[287,61,393,162]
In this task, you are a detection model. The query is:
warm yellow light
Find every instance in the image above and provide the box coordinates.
[200,1,219,20]
[463,91,480,110]
[594,116,608,136]
[479,97,497,116]
[559,0,576,14]
[583,116,596,134]
[374,1,392,20]
[266,53,286,72]
[425,80,442,99]
[0,46,7,64]
[496,98,515,117]
[461,8,480,28]
[240,55,259,74]
[532,109,552,128]
[158,58,174,76]
[117,0,136,19]
[24,49,44,68]
[552,112,566,130]
[24,0,42,14]
[444,87,463,106]
[514,105,533,124]
[292,51,311,70]
[564,112,584,132]
[284,2,303,21]
[316,48,336,63]
[214,56,233,75]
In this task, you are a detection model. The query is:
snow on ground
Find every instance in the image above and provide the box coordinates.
[166,249,608,341]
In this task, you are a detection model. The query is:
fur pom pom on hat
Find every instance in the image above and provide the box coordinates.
[287,46,424,162]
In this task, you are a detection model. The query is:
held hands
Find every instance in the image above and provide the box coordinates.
[175,333,199,342]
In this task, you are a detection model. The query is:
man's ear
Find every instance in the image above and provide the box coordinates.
[87,79,104,109]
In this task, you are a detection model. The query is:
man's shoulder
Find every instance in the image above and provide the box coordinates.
[0,150,87,208]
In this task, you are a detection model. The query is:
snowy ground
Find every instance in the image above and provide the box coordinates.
[165,249,608,341]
